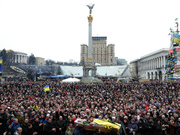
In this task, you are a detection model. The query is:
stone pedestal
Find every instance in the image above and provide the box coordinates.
[83,60,97,77]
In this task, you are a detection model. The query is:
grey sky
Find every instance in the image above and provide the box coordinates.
[0,0,179,63]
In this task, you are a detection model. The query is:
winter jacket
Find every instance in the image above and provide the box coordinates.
[11,122,20,134]
[127,122,138,133]
[44,122,55,135]
[65,127,75,135]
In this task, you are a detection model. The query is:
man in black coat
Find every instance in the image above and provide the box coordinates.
[33,117,43,135]
[27,123,36,135]
[0,109,7,133]
[116,118,127,135]
[56,116,66,135]
[44,118,56,135]
[21,119,29,135]
[145,118,154,135]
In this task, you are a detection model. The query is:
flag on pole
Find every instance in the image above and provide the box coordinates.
[91,76,94,81]
[117,77,120,82]
[0,57,2,64]
[43,85,50,92]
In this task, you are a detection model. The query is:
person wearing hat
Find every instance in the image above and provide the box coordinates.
[127,118,138,135]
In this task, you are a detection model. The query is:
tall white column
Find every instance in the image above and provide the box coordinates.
[151,59,152,69]
[14,55,16,63]
[88,15,93,61]
[155,58,157,68]
[18,55,20,63]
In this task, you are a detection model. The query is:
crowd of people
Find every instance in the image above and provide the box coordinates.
[0,79,180,135]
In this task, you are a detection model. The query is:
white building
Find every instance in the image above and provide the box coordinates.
[130,48,169,80]
[14,51,28,64]
[6,50,28,64]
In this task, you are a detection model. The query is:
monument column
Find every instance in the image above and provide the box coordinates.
[83,4,97,77]
[88,15,93,61]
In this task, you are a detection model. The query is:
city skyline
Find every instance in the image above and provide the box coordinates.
[0,0,180,63]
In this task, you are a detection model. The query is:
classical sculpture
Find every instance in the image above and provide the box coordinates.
[87,4,95,14]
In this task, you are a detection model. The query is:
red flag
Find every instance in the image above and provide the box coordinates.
[145,104,148,112]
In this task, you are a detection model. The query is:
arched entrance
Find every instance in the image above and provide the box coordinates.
[155,72,157,80]
[159,71,162,80]
[151,72,153,80]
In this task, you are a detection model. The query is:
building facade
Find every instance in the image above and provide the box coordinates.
[6,50,28,64]
[80,36,115,66]
[130,48,169,80]
[14,51,28,64]
[36,57,45,65]
[80,44,88,65]
[129,59,140,80]
[115,57,127,65]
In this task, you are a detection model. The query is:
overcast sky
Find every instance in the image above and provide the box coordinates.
[0,0,179,63]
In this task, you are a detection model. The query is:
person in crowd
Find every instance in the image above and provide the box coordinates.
[169,118,177,135]
[44,118,56,135]
[137,119,145,135]
[65,123,75,135]
[11,118,20,134]
[0,79,180,135]
[127,118,138,135]
[154,118,162,135]
[13,127,22,135]
[33,117,43,134]
[56,115,66,135]
[116,117,127,135]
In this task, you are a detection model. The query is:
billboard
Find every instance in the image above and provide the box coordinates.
[175,48,180,69]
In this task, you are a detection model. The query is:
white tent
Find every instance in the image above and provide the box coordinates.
[61,77,80,83]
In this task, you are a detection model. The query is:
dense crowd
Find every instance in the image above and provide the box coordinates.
[0,79,180,135]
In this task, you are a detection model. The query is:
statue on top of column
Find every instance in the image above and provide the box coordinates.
[87,4,95,15]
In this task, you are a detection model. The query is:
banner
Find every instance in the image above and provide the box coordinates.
[173,33,179,45]
[174,38,179,45]
[175,48,180,68]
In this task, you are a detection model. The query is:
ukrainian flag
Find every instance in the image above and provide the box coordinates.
[175,18,178,21]
[117,77,120,82]
[43,85,50,92]
[0,57,2,64]
[91,76,94,81]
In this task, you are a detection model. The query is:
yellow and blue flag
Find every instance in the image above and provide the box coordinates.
[175,18,178,21]
[117,77,120,82]
[118,70,120,73]
[0,57,2,64]
[43,85,50,92]
[91,76,94,81]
